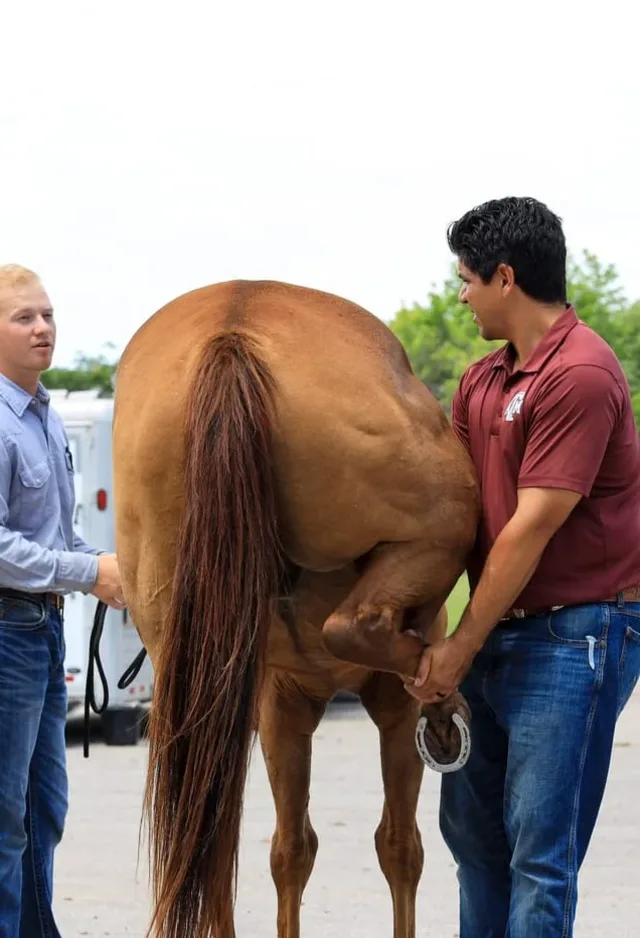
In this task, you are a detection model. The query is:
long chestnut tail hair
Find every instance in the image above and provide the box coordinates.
[144,331,284,938]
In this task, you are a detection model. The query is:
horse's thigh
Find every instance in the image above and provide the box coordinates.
[117,528,176,670]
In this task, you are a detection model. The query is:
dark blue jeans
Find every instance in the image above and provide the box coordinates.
[0,597,68,938]
[440,599,640,938]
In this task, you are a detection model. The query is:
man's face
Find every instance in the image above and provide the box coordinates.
[457,260,509,342]
[0,279,56,384]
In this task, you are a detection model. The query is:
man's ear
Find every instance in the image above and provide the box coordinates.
[496,263,516,297]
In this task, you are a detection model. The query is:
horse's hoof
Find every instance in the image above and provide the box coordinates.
[415,711,471,773]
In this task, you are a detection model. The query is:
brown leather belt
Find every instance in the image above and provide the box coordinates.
[0,588,64,612]
[502,585,640,621]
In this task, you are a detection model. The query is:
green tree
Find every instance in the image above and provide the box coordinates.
[42,344,118,396]
[612,300,640,421]
[390,251,640,423]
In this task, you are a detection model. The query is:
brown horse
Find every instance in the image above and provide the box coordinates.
[111,279,479,938]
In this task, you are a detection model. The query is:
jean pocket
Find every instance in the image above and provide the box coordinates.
[0,598,47,631]
[618,625,640,716]
[546,605,606,648]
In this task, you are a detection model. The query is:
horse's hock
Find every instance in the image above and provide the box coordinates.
[111,279,480,938]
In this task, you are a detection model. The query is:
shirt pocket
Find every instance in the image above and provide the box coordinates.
[17,458,53,535]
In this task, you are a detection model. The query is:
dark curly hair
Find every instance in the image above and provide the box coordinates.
[447,197,567,304]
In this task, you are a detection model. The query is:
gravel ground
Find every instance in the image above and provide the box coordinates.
[55,688,640,937]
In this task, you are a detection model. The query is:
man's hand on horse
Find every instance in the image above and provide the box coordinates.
[403,636,474,704]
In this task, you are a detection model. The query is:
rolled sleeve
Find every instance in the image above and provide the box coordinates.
[518,365,623,497]
[57,550,100,591]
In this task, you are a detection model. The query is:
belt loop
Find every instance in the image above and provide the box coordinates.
[617,590,625,609]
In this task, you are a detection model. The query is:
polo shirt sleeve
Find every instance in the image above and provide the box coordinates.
[518,364,624,497]
[451,370,472,457]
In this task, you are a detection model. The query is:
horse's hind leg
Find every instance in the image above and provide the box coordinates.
[321,542,473,771]
[258,673,326,938]
[322,539,461,676]
[360,672,425,938]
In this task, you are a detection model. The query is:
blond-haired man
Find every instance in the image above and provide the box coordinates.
[0,264,123,937]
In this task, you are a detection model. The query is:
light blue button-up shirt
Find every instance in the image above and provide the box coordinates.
[0,373,100,593]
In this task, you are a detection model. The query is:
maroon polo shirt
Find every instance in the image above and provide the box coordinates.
[451,306,640,610]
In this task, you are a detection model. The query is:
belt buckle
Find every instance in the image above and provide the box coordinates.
[512,608,526,619]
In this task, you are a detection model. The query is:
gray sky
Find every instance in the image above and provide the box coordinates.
[2,0,638,367]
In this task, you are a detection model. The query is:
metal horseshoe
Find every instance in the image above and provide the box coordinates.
[415,712,472,773]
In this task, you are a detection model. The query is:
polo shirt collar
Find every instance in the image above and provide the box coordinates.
[0,372,50,418]
[492,305,579,375]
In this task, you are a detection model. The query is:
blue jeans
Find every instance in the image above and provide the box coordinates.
[440,599,640,938]
[0,596,68,938]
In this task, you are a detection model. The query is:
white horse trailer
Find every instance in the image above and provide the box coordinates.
[49,389,154,745]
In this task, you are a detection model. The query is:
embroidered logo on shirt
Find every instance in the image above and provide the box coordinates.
[504,390,525,422]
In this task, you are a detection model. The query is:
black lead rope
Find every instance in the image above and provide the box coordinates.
[117,648,148,691]
[83,600,148,758]
[83,600,109,758]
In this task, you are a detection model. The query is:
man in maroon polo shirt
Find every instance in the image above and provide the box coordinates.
[405,197,640,937]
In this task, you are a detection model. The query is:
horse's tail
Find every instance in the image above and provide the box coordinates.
[144,331,283,938]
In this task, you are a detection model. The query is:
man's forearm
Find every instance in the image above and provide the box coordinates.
[451,522,550,655]
[0,526,99,593]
